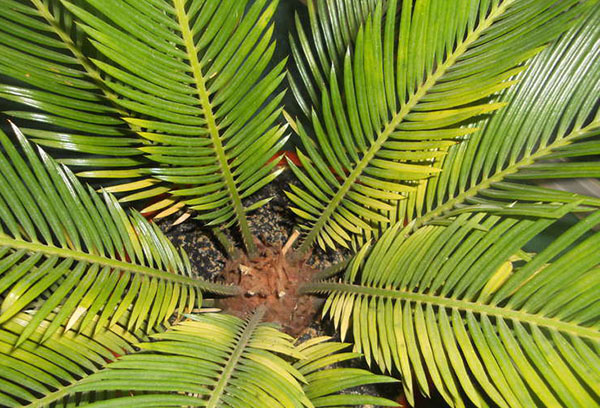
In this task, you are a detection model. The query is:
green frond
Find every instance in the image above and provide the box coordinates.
[60,0,287,255]
[288,0,584,254]
[2,309,401,408]
[64,310,311,408]
[413,2,600,228]
[0,0,163,203]
[289,0,379,116]
[0,312,146,408]
[305,210,600,408]
[295,336,399,407]
[0,124,237,346]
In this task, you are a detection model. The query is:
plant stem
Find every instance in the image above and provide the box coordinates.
[173,0,257,257]
[282,230,300,256]
[211,227,237,258]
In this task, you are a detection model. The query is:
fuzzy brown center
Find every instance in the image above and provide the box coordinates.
[218,243,318,337]
[217,241,320,336]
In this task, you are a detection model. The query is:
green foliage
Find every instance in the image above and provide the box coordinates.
[296,336,399,407]
[0,0,153,204]
[0,124,234,345]
[300,1,600,406]
[0,310,396,407]
[306,211,600,407]
[1,0,599,407]
[68,310,313,408]
[410,1,600,228]
[287,0,379,116]
[286,0,587,254]
[0,312,147,407]
[0,0,288,254]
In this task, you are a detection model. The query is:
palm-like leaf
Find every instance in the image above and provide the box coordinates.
[0,123,236,346]
[306,210,600,408]
[0,310,398,408]
[287,0,585,254]
[66,310,311,408]
[60,0,287,255]
[41,310,397,408]
[0,312,146,407]
[303,5,600,405]
[0,0,161,205]
[410,1,600,229]
[298,0,600,270]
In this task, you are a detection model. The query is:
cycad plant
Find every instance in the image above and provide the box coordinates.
[0,0,599,407]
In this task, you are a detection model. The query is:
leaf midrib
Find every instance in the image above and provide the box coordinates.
[0,235,238,294]
[298,1,513,254]
[30,0,124,114]
[206,307,265,408]
[304,282,599,341]
[23,377,81,408]
[173,0,256,256]
[413,121,600,230]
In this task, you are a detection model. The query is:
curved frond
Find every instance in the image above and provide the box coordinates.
[0,124,237,346]
[2,311,399,408]
[305,210,600,407]
[288,0,584,254]
[0,312,145,408]
[295,336,399,407]
[0,0,159,199]
[62,0,287,255]
[413,2,600,228]
[67,310,311,408]
[304,6,600,397]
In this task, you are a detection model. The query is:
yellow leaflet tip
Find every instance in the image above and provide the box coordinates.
[282,110,299,134]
